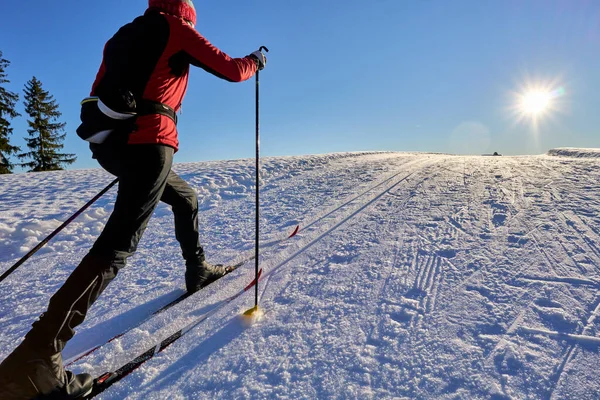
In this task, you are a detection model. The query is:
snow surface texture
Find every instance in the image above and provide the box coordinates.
[1,150,600,399]
[547,147,600,159]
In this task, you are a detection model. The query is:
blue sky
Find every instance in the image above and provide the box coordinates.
[1,0,599,171]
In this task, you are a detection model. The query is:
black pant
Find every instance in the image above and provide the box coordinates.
[26,144,205,353]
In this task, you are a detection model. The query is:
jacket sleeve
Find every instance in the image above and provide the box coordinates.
[178,23,257,82]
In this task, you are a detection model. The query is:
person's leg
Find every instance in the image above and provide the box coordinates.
[0,144,174,399]
[28,144,174,352]
[160,170,204,266]
[160,171,231,293]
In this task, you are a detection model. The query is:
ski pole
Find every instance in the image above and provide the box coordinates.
[0,178,119,284]
[244,46,269,320]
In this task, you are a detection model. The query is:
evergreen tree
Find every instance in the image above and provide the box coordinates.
[18,76,76,172]
[0,51,21,174]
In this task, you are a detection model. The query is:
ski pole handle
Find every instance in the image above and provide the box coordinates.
[259,46,269,54]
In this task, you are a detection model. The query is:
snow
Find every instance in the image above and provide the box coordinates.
[547,147,600,158]
[1,149,600,399]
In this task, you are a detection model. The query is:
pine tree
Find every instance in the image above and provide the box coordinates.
[0,51,21,174]
[18,76,76,172]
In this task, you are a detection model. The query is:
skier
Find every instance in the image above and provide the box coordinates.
[0,0,267,398]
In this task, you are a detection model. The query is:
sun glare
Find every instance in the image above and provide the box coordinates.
[509,80,565,131]
[520,90,552,116]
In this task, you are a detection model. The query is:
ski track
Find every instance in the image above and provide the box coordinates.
[0,151,599,399]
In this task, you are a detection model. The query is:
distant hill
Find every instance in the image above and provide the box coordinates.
[547,147,600,158]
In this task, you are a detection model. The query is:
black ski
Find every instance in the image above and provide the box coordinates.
[148,224,297,317]
[85,269,263,398]
[65,225,299,367]
[64,264,239,367]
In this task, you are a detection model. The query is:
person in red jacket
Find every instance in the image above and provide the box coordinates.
[0,0,267,398]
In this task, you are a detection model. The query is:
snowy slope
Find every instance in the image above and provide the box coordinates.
[547,148,600,159]
[1,150,599,399]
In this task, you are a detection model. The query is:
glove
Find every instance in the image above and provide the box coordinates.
[248,50,267,71]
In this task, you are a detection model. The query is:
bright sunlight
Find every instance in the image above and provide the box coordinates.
[520,90,553,116]
[510,81,566,131]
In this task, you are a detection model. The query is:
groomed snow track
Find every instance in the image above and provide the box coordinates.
[1,151,599,399]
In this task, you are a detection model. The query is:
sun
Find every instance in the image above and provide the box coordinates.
[509,80,566,130]
[519,90,553,116]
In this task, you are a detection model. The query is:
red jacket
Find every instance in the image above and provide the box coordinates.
[90,10,257,151]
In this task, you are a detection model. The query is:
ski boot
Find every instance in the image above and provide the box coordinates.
[0,340,93,400]
[185,260,234,294]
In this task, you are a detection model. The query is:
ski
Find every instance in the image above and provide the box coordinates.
[151,223,297,315]
[148,224,297,317]
[65,224,299,367]
[226,224,299,269]
[85,268,263,398]
[64,264,240,367]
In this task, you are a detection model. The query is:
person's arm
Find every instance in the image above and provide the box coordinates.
[178,23,257,82]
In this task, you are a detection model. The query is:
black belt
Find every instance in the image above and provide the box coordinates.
[138,100,178,125]
[81,97,178,126]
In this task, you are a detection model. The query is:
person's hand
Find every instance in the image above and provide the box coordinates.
[248,50,267,70]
